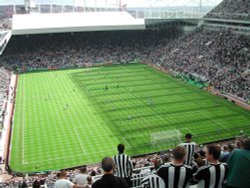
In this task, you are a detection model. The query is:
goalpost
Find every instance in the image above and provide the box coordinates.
[151,129,182,148]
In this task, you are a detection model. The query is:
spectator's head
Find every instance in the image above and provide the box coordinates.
[153,159,162,170]
[198,150,206,159]
[90,170,96,176]
[87,176,92,184]
[185,133,192,142]
[80,165,87,173]
[57,170,67,179]
[206,144,221,162]
[32,179,41,188]
[101,157,115,174]
[162,154,170,163]
[173,146,186,162]
[228,144,234,152]
[40,178,46,186]
[97,168,102,175]
[243,139,250,151]
[132,161,137,168]
[195,158,206,168]
[223,145,228,151]
[194,152,200,160]
[236,139,244,149]
[117,144,125,154]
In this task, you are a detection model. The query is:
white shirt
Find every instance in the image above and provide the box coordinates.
[54,179,74,188]
[73,174,88,186]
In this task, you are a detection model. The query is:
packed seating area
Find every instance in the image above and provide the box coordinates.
[204,0,250,21]
[0,29,175,70]
[0,68,10,123]
[0,135,248,188]
[0,25,249,103]
[0,5,13,20]
[158,28,250,103]
[0,5,13,30]
[0,2,249,187]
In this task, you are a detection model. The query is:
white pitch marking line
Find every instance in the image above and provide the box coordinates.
[175,78,250,116]
[122,137,131,148]
[73,127,87,154]
[22,76,26,165]
[201,112,228,131]
[25,148,117,164]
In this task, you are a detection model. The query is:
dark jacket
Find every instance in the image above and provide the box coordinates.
[92,174,129,188]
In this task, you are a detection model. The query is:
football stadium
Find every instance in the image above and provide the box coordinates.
[0,0,250,187]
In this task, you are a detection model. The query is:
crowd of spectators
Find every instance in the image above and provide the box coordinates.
[204,0,250,21]
[0,29,175,70]
[1,26,249,102]
[0,135,248,188]
[158,27,250,102]
[0,68,10,123]
[0,5,13,30]
[0,1,249,187]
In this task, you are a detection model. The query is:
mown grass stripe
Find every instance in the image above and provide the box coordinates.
[9,64,250,173]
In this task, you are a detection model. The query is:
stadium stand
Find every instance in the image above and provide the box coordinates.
[0,68,10,124]
[0,5,13,31]
[204,0,250,21]
[0,5,13,20]
[0,136,248,188]
[0,26,249,103]
[0,29,179,71]
[159,27,250,103]
[0,1,249,187]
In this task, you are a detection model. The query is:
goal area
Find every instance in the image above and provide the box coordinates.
[151,129,182,148]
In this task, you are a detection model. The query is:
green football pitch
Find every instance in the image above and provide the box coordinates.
[10,63,250,172]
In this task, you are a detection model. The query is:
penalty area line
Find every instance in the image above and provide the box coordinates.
[201,112,229,131]
[73,127,87,155]
[24,148,118,164]
[122,137,131,148]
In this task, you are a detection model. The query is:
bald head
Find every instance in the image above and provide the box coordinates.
[101,157,115,173]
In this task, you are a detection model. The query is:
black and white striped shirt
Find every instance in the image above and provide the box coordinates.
[157,162,193,188]
[141,174,165,188]
[179,142,196,166]
[113,154,133,178]
[193,163,227,188]
[131,173,145,187]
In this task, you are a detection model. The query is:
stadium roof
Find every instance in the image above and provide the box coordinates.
[0,0,222,8]
[12,12,145,35]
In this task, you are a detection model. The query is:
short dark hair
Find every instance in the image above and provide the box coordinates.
[58,170,67,178]
[185,133,192,139]
[90,170,96,176]
[101,157,114,172]
[173,146,186,161]
[80,165,87,173]
[194,152,200,160]
[153,159,162,170]
[228,144,234,152]
[117,144,125,153]
[207,144,221,160]
[87,176,92,183]
[198,150,206,158]
[243,139,250,150]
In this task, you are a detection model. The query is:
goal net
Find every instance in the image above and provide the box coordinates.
[151,129,182,148]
